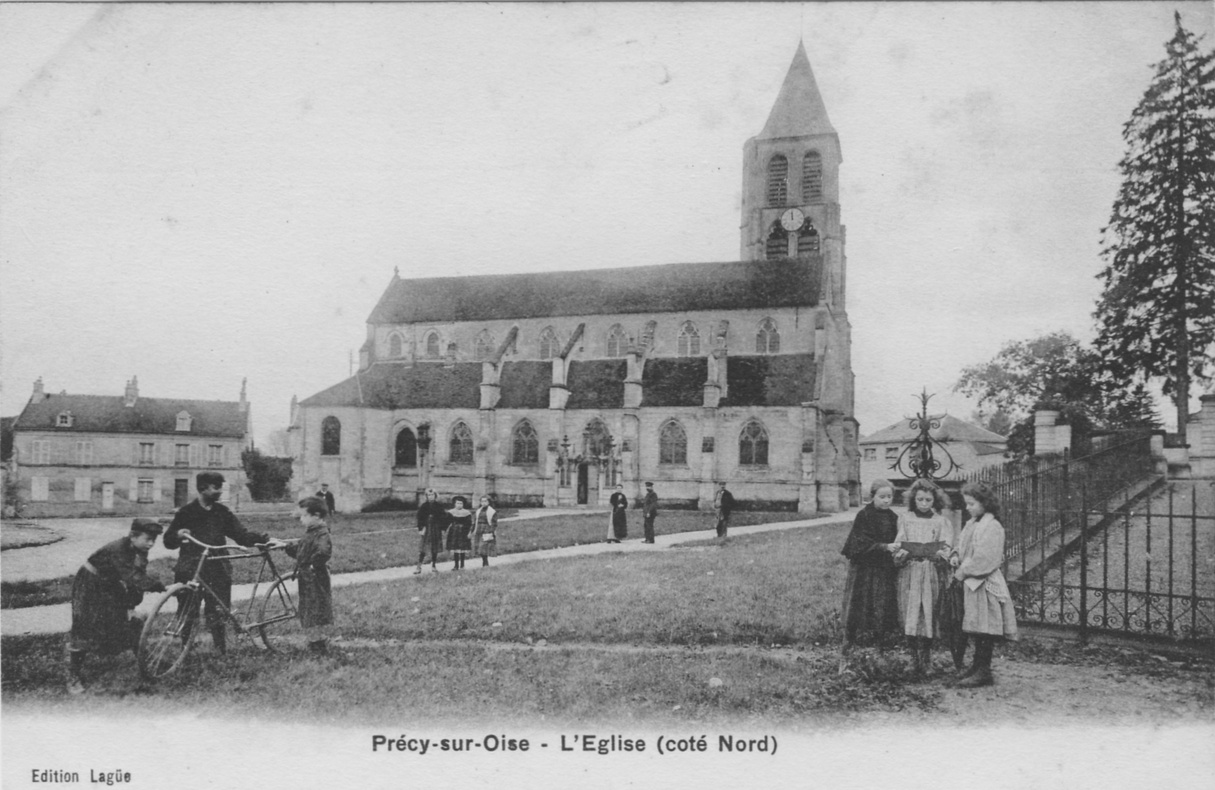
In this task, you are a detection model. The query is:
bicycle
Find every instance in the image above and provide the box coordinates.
[137,534,301,679]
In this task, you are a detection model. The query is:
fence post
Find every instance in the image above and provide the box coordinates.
[1078,479,1089,644]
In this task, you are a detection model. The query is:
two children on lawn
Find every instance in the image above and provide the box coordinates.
[840,477,1017,686]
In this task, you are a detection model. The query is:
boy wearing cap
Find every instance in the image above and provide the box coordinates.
[642,482,659,544]
[163,471,269,655]
[67,518,168,693]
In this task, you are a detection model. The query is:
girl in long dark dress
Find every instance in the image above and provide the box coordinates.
[286,497,334,655]
[839,478,901,669]
[445,496,473,571]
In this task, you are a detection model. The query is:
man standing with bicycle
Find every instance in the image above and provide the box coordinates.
[163,472,269,655]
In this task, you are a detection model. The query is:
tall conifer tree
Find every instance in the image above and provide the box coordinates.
[1095,13,1215,445]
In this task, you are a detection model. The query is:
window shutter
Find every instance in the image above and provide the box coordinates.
[129,478,138,502]
[153,478,162,503]
[189,444,198,468]
[151,443,158,466]
[132,442,139,465]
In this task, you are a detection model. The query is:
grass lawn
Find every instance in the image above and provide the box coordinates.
[3,523,959,726]
[1,509,805,609]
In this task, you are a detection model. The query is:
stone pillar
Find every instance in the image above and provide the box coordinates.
[1034,410,1071,457]
[797,404,819,514]
[816,413,845,513]
[624,351,643,409]
[475,410,496,502]
[698,407,719,510]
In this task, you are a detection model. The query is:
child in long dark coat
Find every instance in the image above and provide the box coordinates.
[839,479,901,669]
[286,497,334,655]
[445,496,473,571]
[67,518,167,693]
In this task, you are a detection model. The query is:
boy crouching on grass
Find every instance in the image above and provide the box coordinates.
[67,518,168,694]
[287,497,334,655]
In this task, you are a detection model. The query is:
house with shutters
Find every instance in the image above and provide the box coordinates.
[858,414,1009,492]
[291,41,861,514]
[10,376,251,517]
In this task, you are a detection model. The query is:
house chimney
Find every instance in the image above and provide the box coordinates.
[239,377,248,413]
[32,377,45,403]
[124,376,139,407]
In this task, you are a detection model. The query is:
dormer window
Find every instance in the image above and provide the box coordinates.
[176,411,193,432]
[56,411,73,428]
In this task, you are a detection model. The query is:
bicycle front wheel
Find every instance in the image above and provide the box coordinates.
[138,584,197,680]
[258,577,301,652]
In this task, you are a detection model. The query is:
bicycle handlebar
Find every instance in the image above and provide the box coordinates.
[177,533,291,552]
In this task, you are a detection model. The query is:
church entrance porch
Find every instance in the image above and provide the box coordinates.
[576,462,600,505]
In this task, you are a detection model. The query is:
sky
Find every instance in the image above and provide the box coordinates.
[2,2,1213,448]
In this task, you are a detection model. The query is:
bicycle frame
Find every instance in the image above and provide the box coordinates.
[175,535,294,637]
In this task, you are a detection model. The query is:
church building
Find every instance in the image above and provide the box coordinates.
[292,42,861,514]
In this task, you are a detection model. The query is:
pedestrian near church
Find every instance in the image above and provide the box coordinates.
[414,488,447,574]
[713,481,735,538]
[893,479,956,677]
[67,518,167,693]
[839,479,901,665]
[642,482,659,543]
[286,497,334,655]
[471,495,499,567]
[316,483,336,516]
[445,496,473,571]
[163,471,269,655]
[607,484,628,543]
[950,481,1018,688]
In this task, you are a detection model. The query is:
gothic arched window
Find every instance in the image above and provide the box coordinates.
[797,224,820,256]
[802,151,823,203]
[321,416,341,456]
[677,322,700,357]
[606,324,627,358]
[395,427,417,468]
[449,421,474,465]
[511,420,539,465]
[475,330,495,361]
[424,331,441,359]
[739,420,769,466]
[539,327,560,360]
[585,419,612,457]
[756,318,781,354]
[388,333,403,358]
[659,420,687,465]
[766,154,788,206]
[765,222,788,260]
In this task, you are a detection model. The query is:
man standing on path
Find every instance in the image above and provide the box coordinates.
[642,482,659,543]
[713,481,735,539]
[316,483,337,516]
[163,472,269,655]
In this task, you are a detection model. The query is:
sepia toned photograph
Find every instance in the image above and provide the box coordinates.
[2,3,1213,787]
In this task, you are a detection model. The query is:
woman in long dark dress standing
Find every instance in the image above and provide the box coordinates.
[839,478,902,670]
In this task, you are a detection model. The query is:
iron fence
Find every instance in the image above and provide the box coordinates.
[957,433,1213,643]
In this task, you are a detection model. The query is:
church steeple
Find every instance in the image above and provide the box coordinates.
[758,41,837,142]
[739,40,843,293]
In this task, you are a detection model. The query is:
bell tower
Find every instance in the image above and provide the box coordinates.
[740,41,844,306]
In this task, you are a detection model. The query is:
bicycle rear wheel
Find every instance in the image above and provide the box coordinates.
[138,584,198,680]
[258,577,301,652]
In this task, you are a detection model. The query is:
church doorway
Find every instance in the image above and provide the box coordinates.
[576,463,600,505]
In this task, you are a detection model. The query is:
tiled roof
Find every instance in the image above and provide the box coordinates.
[367,259,821,324]
[14,394,247,438]
[301,353,818,411]
[860,414,1007,445]
[299,362,482,410]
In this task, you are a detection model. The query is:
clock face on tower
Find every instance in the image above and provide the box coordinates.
[779,208,805,232]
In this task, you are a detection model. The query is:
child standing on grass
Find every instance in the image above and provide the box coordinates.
[446,496,473,571]
[839,479,901,668]
[67,519,167,693]
[949,481,1018,687]
[893,479,955,677]
[471,495,499,567]
[415,488,447,574]
[286,497,334,655]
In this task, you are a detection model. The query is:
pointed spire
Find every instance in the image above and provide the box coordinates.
[758,40,836,140]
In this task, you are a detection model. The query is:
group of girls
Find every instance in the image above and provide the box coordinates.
[840,477,1018,687]
[415,489,500,572]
